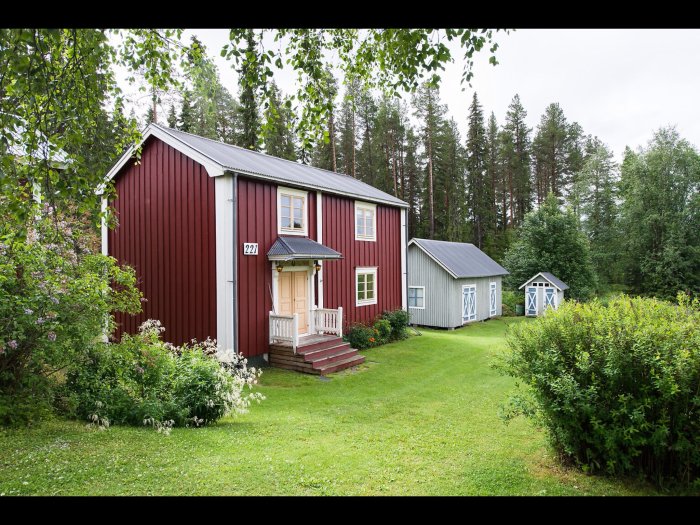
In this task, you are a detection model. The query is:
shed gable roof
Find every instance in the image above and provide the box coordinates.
[409,238,509,279]
[518,272,569,291]
[103,123,407,208]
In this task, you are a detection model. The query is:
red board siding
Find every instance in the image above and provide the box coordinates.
[322,195,402,327]
[108,137,217,346]
[237,177,317,357]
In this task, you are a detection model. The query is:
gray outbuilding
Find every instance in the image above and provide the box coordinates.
[407,238,509,328]
[518,272,569,316]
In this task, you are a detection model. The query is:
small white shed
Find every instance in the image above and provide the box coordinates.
[518,272,569,316]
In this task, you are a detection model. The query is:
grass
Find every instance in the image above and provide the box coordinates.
[0,318,662,495]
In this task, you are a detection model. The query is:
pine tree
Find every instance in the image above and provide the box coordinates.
[310,70,339,171]
[179,89,194,133]
[167,104,178,128]
[575,137,621,284]
[434,118,467,241]
[338,75,361,177]
[237,29,261,150]
[355,87,378,186]
[465,93,491,249]
[413,82,446,239]
[261,81,297,160]
[404,128,422,239]
[502,94,532,226]
[532,102,582,206]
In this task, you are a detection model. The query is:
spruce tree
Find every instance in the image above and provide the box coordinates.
[465,93,490,249]
[237,29,261,150]
[503,94,532,226]
[167,104,178,128]
[338,75,361,177]
[261,81,297,160]
[178,89,194,132]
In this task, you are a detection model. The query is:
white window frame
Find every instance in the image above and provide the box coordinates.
[356,266,378,307]
[408,286,425,310]
[354,201,377,242]
[489,281,497,317]
[277,186,308,236]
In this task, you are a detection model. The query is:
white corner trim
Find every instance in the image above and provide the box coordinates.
[401,208,407,310]
[101,197,108,257]
[316,191,324,309]
[408,285,425,310]
[215,175,235,356]
[277,186,309,236]
[354,200,377,242]
[355,266,378,307]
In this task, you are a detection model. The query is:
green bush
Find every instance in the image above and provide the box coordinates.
[373,319,392,345]
[499,293,700,487]
[345,324,377,350]
[0,207,142,426]
[382,309,409,340]
[501,290,521,317]
[64,320,263,428]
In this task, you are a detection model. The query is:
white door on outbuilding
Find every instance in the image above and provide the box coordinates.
[462,284,476,322]
[526,287,537,316]
[544,287,556,311]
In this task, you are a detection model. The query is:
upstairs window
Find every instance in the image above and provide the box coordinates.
[355,201,376,241]
[278,187,307,236]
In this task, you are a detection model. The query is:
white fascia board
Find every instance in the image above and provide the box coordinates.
[518,272,563,291]
[102,124,225,187]
[400,208,407,310]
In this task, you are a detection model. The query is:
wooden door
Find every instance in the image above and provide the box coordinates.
[526,287,537,316]
[293,271,309,334]
[462,285,476,322]
[278,271,309,335]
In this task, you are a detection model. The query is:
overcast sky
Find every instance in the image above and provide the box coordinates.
[132,29,700,163]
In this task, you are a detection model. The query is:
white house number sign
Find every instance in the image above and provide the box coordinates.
[243,243,258,256]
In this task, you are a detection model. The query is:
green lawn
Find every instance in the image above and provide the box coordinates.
[0,318,660,495]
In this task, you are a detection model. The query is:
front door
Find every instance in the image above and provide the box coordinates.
[462,285,476,322]
[526,287,538,316]
[278,270,309,335]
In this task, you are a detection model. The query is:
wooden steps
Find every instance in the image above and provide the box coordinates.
[269,335,365,375]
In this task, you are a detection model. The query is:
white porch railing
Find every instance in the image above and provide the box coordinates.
[313,306,343,337]
[269,312,299,353]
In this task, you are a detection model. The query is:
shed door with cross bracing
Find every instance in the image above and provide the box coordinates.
[544,287,556,311]
[489,282,497,317]
[526,287,538,316]
[462,284,476,322]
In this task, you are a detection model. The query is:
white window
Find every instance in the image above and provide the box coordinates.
[356,267,378,306]
[355,201,376,241]
[277,187,307,236]
[408,286,425,309]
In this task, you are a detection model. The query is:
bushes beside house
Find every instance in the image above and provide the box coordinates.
[499,293,700,488]
[345,309,410,350]
[62,320,264,429]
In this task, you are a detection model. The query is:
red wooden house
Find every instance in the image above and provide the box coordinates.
[101,124,408,374]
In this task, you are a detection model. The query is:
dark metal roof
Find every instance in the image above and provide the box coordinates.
[152,124,407,208]
[410,238,509,279]
[519,271,569,291]
[267,236,343,261]
[541,272,569,290]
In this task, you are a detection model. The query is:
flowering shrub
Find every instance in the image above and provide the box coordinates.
[499,293,700,488]
[0,206,141,425]
[64,320,264,429]
[344,310,410,350]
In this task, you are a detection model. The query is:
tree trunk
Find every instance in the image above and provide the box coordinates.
[351,107,356,178]
[428,125,435,239]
